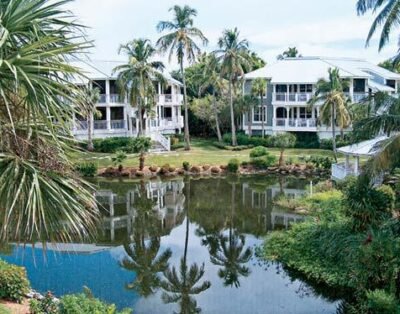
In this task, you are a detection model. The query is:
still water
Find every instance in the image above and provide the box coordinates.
[1,175,339,314]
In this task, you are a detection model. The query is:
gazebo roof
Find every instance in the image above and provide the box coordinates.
[337,136,388,157]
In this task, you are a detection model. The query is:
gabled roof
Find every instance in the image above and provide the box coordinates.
[337,135,389,157]
[245,56,400,84]
[72,59,183,86]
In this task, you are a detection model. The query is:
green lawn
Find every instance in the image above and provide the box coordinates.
[73,138,336,168]
[0,304,10,314]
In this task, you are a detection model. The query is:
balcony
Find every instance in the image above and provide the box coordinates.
[99,94,107,103]
[274,93,313,103]
[94,120,108,130]
[75,121,88,131]
[109,94,121,103]
[157,94,184,104]
[274,118,317,129]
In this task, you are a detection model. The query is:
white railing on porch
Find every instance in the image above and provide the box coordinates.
[75,121,88,131]
[274,93,313,103]
[150,132,171,151]
[110,120,125,129]
[331,163,356,180]
[157,94,184,104]
[94,120,108,130]
[274,118,317,128]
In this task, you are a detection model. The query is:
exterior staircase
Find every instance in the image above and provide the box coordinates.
[148,131,171,153]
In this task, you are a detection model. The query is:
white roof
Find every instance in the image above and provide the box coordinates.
[337,135,389,157]
[368,80,395,92]
[245,56,400,84]
[72,59,183,86]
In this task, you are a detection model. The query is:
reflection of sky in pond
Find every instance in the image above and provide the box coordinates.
[1,176,338,314]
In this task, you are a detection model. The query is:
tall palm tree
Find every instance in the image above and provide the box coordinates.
[308,68,351,161]
[201,54,227,142]
[157,5,208,150]
[235,95,258,137]
[0,0,99,243]
[277,47,301,60]
[161,177,211,314]
[252,78,268,138]
[357,0,400,51]
[78,86,101,151]
[113,39,165,136]
[214,28,251,146]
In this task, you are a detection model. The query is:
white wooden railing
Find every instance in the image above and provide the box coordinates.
[274,93,313,102]
[274,118,317,128]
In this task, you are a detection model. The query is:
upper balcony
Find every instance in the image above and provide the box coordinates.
[157,94,184,105]
[273,93,313,103]
[98,94,125,104]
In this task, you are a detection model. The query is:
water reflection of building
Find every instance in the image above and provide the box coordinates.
[96,179,185,242]
[241,182,306,230]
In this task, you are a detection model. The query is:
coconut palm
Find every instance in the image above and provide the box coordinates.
[157,5,208,151]
[357,0,400,51]
[308,68,351,161]
[0,0,99,243]
[252,78,268,138]
[277,47,301,60]
[113,39,165,136]
[235,95,258,137]
[78,86,101,151]
[214,28,251,146]
[161,178,211,314]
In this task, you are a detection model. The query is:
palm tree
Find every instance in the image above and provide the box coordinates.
[308,68,351,161]
[357,0,400,51]
[78,86,101,151]
[157,5,208,151]
[113,39,165,136]
[251,78,268,138]
[235,95,258,137]
[201,54,227,142]
[277,47,301,60]
[214,28,251,146]
[0,0,99,243]
[161,177,211,313]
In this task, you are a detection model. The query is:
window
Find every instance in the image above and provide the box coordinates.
[387,80,396,89]
[93,80,106,94]
[95,107,107,121]
[276,85,287,93]
[109,80,118,94]
[253,107,266,122]
[300,84,313,93]
[164,107,172,119]
[110,107,124,120]
[353,79,366,93]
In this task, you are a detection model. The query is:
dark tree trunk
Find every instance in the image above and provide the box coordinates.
[180,60,191,151]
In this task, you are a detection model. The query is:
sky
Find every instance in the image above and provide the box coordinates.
[66,0,400,71]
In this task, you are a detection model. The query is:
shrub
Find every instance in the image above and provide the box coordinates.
[306,156,333,170]
[171,143,185,151]
[29,292,58,314]
[111,151,127,172]
[227,159,240,173]
[182,161,190,171]
[60,292,131,314]
[223,133,270,147]
[212,141,227,150]
[250,155,277,169]
[92,137,132,153]
[294,132,320,149]
[365,290,399,314]
[343,176,395,231]
[75,162,98,177]
[0,259,30,303]
[250,146,268,158]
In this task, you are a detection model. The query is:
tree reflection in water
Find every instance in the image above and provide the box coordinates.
[160,178,211,314]
[120,180,172,298]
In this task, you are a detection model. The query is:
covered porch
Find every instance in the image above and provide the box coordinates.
[331,136,388,181]
[273,105,319,131]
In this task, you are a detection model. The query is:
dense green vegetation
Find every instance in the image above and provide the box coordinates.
[0,260,30,303]
[262,176,400,313]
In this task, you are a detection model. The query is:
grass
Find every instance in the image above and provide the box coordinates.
[0,304,10,314]
[73,138,336,168]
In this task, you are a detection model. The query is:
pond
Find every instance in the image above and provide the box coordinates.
[1,175,340,314]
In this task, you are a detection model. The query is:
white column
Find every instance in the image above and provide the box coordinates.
[273,106,277,127]
[106,79,110,103]
[355,156,360,175]
[349,79,354,102]
[345,155,350,170]
[106,106,111,130]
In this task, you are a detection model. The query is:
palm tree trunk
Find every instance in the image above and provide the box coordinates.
[139,152,145,171]
[332,104,337,162]
[229,80,237,146]
[248,109,253,137]
[212,91,222,142]
[261,95,265,139]
[180,60,191,151]
[279,149,284,167]
[88,115,93,151]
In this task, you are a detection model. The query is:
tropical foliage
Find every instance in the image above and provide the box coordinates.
[277,47,301,60]
[0,0,99,243]
[113,39,165,136]
[157,5,208,150]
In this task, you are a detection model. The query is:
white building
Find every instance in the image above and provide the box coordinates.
[72,60,184,151]
[243,57,400,139]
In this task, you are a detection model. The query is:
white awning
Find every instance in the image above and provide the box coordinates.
[337,136,389,157]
